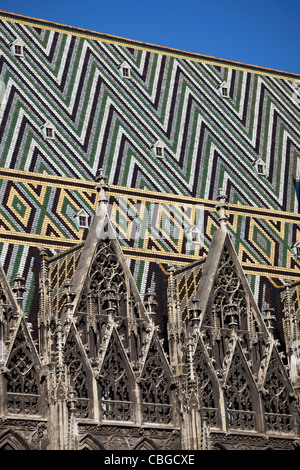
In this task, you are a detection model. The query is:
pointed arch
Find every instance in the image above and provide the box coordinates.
[263,349,296,434]
[5,321,41,416]
[79,434,105,450]
[134,437,158,450]
[69,205,148,327]
[88,239,126,313]
[193,338,221,428]
[0,430,30,450]
[212,442,227,450]
[198,231,266,337]
[139,336,173,425]
[224,342,259,431]
[209,245,248,330]
[63,325,93,418]
[98,329,135,422]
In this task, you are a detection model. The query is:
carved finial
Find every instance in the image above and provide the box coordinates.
[167,264,175,274]
[263,303,276,339]
[56,319,65,381]
[167,265,176,296]
[189,294,201,330]
[144,289,157,323]
[64,279,75,304]
[215,188,228,230]
[105,287,117,318]
[67,387,77,413]
[40,247,48,257]
[40,248,49,277]
[187,333,196,381]
[284,286,294,316]
[225,302,239,333]
[12,273,26,310]
[95,168,109,204]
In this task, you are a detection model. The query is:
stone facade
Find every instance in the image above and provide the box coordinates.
[0,179,299,450]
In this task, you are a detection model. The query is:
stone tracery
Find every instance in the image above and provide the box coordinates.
[98,333,133,422]
[64,331,90,418]
[6,327,40,416]
[224,350,256,431]
[0,188,299,450]
[139,340,173,425]
[88,240,127,314]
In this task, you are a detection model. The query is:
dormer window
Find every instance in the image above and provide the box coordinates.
[155,146,163,157]
[218,81,230,99]
[253,158,266,176]
[15,45,22,55]
[79,215,88,227]
[74,209,89,229]
[46,127,54,139]
[292,240,300,260]
[152,140,166,159]
[192,232,199,243]
[119,61,131,79]
[185,225,203,246]
[11,38,25,58]
[257,164,264,174]
[222,87,228,97]
[41,121,55,140]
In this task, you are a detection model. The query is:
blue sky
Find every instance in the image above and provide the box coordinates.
[1,0,299,74]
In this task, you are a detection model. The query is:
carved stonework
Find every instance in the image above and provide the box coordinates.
[77,424,180,450]
[263,353,295,434]
[210,432,297,450]
[139,339,173,425]
[6,327,40,417]
[98,333,133,422]
[63,331,90,419]
[194,345,219,427]
[0,186,299,450]
[224,350,256,431]
[204,246,247,330]
[88,240,127,314]
[106,434,129,450]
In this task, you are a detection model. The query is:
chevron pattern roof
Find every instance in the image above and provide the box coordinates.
[0,11,299,318]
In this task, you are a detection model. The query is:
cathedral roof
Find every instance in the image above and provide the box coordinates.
[0,9,299,80]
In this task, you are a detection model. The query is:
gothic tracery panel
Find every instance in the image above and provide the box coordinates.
[64,331,90,418]
[194,345,220,428]
[225,349,256,431]
[263,353,294,434]
[139,339,173,424]
[98,332,133,422]
[204,246,248,330]
[88,240,127,315]
[6,327,40,416]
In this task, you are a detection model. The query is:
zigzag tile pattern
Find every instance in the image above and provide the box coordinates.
[1,168,300,278]
[0,13,300,314]
[48,244,84,316]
